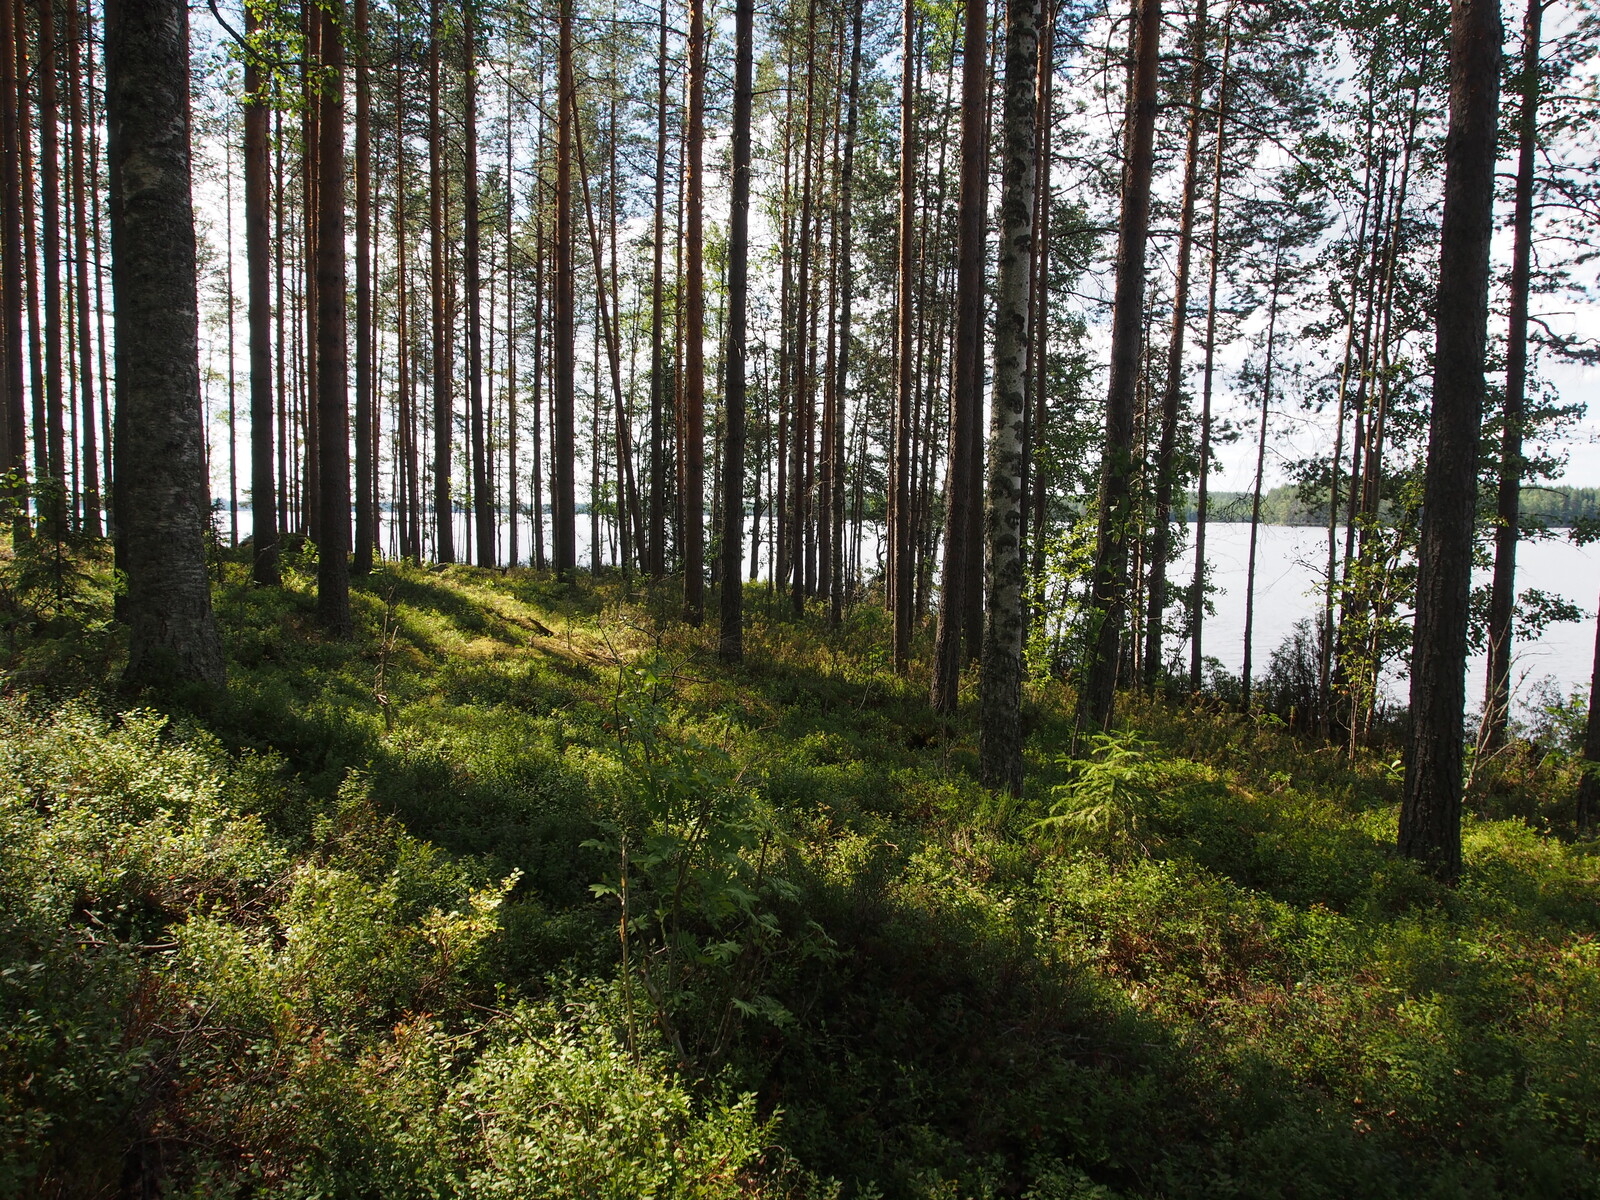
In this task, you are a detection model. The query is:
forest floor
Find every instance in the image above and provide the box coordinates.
[4,545,1599,1198]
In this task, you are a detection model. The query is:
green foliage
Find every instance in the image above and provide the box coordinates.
[1037,731,1166,853]
[4,562,1600,1198]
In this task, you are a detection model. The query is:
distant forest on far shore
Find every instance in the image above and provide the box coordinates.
[1193,485,1600,527]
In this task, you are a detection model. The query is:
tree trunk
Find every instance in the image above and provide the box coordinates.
[1241,247,1283,712]
[301,2,320,538]
[87,6,111,532]
[892,0,916,665]
[1400,0,1502,885]
[979,0,1038,795]
[0,0,21,489]
[682,0,706,620]
[505,69,519,567]
[1484,0,1542,747]
[105,0,225,688]
[646,0,669,578]
[39,0,66,532]
[428,8,453,562]
[719,0,753,659]
[788,0,817,618]
[66,0,99,537]
[1023,0,1053,603]
[18,0,46,499]
[552,0,577,573]
[530,103,546,569]
[1142,0,1206,691]
[462,0,492,567]
[831,0,863,630]
[315,0,351,636]
[1082,0,1160,731]
[352,0,373,574]
[244,4,277,583]
[930,0,988,715]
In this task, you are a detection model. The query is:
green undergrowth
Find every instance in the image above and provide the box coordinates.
[3,553,1598,1197]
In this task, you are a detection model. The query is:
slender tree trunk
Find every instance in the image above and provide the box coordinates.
[646,0,669,578]
[105,0,225,688]
[66,0,98,536]
[831,0,863,630]
[1241,247,1283,712]
[1024,0,1053,600]
[930,0,988,714]
[719,0,753,659]
[315,0,351,636]
[274,107,288,538]
[244,4,277,583]
[87,6,111,532]
[1484,0,1543,747]
[553,0,577,573]
[1142,0,1206,690]
[573,116,640,575]
[979,0,1038,795]
[1400,0,1501,884]
[505,69,519,567]
[462,0,492,566]
[0,0,21,490]
[682,0,706,620]
[352,0,373,574]
[39,0,66,531]
[301,2,320,538]
[428,8,453,562]
[18,0,47,499]
[892,0,916,664]
[1320,120,1374,731]
[788,0,817,618]
[1082,0,1161,731]
[531,109,546,569]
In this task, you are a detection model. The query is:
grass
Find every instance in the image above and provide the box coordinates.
[2,547,1598,1198]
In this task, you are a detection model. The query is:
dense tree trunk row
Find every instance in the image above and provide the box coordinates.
[1,0,1576,879]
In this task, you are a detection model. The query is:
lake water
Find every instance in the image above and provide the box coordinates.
[1194,522,1600,718]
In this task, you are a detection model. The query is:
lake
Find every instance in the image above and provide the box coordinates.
[1194,522,1600,719]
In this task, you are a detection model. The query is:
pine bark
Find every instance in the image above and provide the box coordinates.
[1081,0,1161,731]
[353,0,373,574]
[1483,0,1542,746]
[105,0,225,688]
[428,8,453,562]
[647,0,669,578]
[39,0,66,531]
[552,0,577,573]
[720,0,753,660]
[315,0,351,636]
[1142,0,1206,690]
[463,0,492,566]
[682,0,706,620]
[831,0,863,630]
[892,0,915,666]
[18,0,47,497]
[66,0,99,536]
[930,0,988,715]
[244,4,278,583]
[1400,0,1502,884]
[0,0,21,485]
